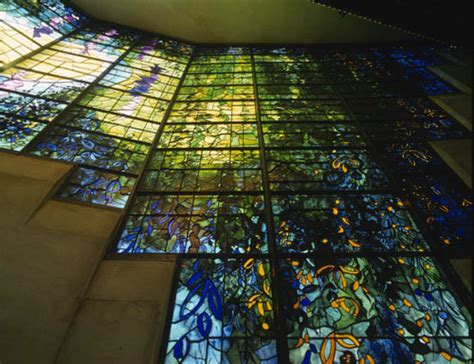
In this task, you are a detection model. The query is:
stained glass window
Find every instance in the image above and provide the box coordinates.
[1,3,471,362]
[283,256,471,363]
[0,0,84,69]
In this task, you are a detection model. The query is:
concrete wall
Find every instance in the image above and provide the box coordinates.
[72,0,415,44]
[0,153,175,364]
[430,51,472,295]
[56,258,176,364]
[429,52,472,189]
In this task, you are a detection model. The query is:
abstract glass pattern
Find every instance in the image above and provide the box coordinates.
[262,123,365,148]
[58,167,136,208]
[117,195,268,254]
[0,113,46,151]
[0,90,67,120]
[282,256,471,363]
[272,194,428,253]
[0,68,88,102]
[158,123,259,149]
[32,126,149,173]
[1,5,472,362]
[166,258,277,363]
[142,149,262,193]
[169,100,256,123]
[51,36,126,63]
[266,149,388,191]
[260,99,350,122]
[376,142,473,252]
[16,48,112,82]
[1,0,84,68]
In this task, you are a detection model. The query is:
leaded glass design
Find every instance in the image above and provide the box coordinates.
[1,29,194,207]
[0,90,67,120]
[165,258,277,363]
[381,47,457,95]
[376,142,473,253]
[0,67,88,101]
[16,48,114,82]
[57,167,136,208]
[266,149,388,192]
[1,0,85,68]
[0,113,46,151]
[283,257,471,363]
[1,4,472,362]
[272,194,428,253]
[116,195,268,254]
[50,34,127,63]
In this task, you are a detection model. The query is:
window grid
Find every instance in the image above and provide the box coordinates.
[1,5,472,362]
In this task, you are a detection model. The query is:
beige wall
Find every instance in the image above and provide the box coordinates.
[0,153,175,364]
[72,0,415,44]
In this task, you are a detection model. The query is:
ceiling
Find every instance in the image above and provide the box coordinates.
[72,0,416,44]
[313,0,470,47]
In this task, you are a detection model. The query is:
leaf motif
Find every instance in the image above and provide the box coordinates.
[168,219,177,236]
[197,312,212,338]
[173,336,190,360]
[106,180,121,193]
[187,271,202,287]
[207,282,223,320]
[81,138,95,149]
[179,280,209,320]
[47,143,58,151]
[302,350,312,364]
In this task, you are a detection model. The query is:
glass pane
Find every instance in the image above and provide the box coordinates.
[165,258,276,363]
[116,194,268,254]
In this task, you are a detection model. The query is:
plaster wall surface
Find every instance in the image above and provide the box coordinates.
[428,60,472,189]
[56,259,176,364]
[0,153,175,363]
[430,139,472,189]
[431,94,472,131]
[72,0,415,44]
[429,65,472,95]
[450,259,472,294]
[0,153,121,363]
[429,60,472,295]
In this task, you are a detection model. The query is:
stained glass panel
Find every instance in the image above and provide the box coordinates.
[78,87,170,122]
[272,194,428,253]
[116,195,268,254]
[51,37,125,63]
[1,0,81,67]
[0,113,46,151]
[142,149,262,193]
[0,90,67,121]
[16,49,112,82]
[32,126,149,174]
[1,6,472,362]
[266,149,388,191]
[282,256,471,363]
[165,258,277,363]
[262,123,364,148]
[169,101,256,123]
[260,100,350,122]
[158,123,259,149]
[0,67,88,102]
[58,167,136,208]
[57,106,160,144]
[377,142,473,251]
